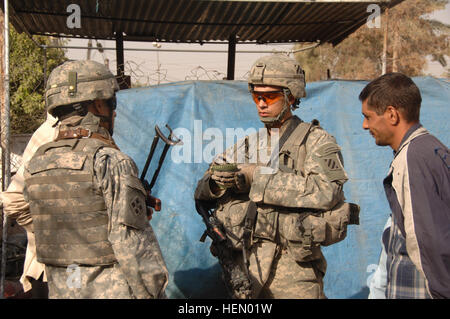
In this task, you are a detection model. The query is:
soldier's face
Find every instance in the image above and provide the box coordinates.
[97,99,117,133]
[252,85,287,119]
[361,100,394,147]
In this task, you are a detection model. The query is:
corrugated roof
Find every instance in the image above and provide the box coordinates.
[8,0,402,45]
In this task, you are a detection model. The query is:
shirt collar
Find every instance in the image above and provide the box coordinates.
[393,122,422,156]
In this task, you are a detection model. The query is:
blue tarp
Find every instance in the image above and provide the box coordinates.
[114,77,449,299]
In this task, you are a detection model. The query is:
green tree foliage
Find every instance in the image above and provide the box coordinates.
[294,0,450,82]
[10,25,67,133]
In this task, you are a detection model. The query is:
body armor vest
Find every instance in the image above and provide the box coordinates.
[214,116,357,261]
[24,137,117,267]
[214,117,313,248]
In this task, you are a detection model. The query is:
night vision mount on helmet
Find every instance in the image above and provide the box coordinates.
[45,60,119,116]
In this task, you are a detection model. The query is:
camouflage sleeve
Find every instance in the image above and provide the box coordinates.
[93,147,169,299]
[249,127,348,211]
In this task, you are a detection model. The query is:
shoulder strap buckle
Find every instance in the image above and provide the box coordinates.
[56,127,91,140]
[81,128,92,138]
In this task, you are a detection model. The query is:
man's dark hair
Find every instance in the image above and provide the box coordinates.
[359,72,421,122]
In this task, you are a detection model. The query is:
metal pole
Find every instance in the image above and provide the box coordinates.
[381,8,389,75]
[86,38,92,60]
[2,0,10,188]
[227,34,236,80]
[1,0,11,299]
[152,42,161,85]
[115,31,124,78]
[43,45,47,89]
[157,50,160,85]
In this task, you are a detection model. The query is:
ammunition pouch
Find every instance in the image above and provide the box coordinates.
[278,201,360,262]
[253,206,277,242]
[215,199,280,251]
[278,212,321,262]
[215,198,359,260]
[214,196,250,250]
[319,202,360,246]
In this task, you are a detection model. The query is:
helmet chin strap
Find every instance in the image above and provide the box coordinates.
[259,89,292,127]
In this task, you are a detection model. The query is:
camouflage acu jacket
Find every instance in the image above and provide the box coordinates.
[195,116,350,260]
[24,113,169,299]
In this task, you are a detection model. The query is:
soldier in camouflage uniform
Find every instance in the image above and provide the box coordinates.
[22,60,169,298]
[195,55,358,299]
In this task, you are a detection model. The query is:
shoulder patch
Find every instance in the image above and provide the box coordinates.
[314,142,348,183]
[120,175,148,230]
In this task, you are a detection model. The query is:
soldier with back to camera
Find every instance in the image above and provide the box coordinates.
[22,60,168,299]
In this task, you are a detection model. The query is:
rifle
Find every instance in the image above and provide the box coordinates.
[140,124,182,215]
[195,199,252,299]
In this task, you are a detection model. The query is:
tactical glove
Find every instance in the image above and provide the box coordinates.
[210,170,237,188]
[235,164,257,193]
[209,163,239,189]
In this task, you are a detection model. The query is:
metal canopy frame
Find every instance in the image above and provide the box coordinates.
[6,0,401,80]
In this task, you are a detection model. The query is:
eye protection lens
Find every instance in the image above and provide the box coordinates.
[251,91,284,105]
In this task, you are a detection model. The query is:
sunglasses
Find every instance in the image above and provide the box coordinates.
[251,91,284,105]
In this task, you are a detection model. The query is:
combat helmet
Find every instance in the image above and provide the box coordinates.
[45,60,119,116]
[248,54,306,124]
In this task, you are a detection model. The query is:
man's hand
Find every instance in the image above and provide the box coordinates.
[235,164,257,192]
[210,170,237,189]
[209,163,239,189]
[209,163,257,193]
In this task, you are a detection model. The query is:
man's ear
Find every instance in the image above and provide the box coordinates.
[385,105,400,125]
[91,100,103,114]
[87,100,105,117]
